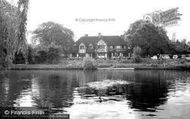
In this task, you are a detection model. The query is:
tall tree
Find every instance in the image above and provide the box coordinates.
[17,0,29,63]
[0,0,19,66]
[124,20,171,56]
[32,21,74,56]
[0,0,29,67]
[171,39,190,54]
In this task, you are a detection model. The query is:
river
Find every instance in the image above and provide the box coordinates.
[0,70,190,119]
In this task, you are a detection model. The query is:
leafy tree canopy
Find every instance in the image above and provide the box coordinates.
[0,0,29,67]
[125,20,171,56]
[32,21,74,55]
[170,39,190,54]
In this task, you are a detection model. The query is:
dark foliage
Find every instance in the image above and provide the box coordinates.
[13,52,25,64]
[34,47,60,64]
[125,20,171,56]
[32,21,74,57]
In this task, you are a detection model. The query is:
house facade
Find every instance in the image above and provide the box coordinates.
[76,33,131,59]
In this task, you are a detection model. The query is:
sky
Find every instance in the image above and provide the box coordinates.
[8,0,190,42]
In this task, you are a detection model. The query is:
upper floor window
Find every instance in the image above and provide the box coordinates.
[79,43,85,49]
[110,46,114,49]
[122,45,127,49]
[116,46,121,49]
[98,45,106,49]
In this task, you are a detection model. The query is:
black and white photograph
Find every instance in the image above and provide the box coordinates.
[0,0,190,119]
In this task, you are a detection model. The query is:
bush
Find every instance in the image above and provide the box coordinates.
[28,46,35,64]
[35,50,48,64]
[47,47,60,64]
[132,55,141,63]
[83,57,97,70]
[13,52,25,64]
[132,46,142,63]
[33,45,61,64]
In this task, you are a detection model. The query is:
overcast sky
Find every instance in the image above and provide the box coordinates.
[9,0,190,42]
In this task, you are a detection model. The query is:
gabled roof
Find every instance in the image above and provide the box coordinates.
[103,36,128,46]
[76,35,128,46]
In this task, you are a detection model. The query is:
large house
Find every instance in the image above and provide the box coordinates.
[75,33,131,59]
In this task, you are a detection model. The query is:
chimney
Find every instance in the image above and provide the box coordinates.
[84,34,88,37]
[98,33,102,39]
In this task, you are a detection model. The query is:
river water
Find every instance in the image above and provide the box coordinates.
[0,70,190,119]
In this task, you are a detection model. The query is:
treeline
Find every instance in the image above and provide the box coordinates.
[14,21,76,64]
[0,0,75,66]
[1,2,190,67]
[13,44,62,64]
[124,20,190,58]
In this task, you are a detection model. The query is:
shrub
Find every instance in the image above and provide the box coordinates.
[28,46,35,64]
[47,47,60,64]
[132,55,141,63]
[33,45,61,64]
[35,50,48,64]
[83,57,97,70]
[13,52,25,64]
[132,46,142,63]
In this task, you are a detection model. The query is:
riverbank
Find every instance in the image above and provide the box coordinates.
[5,64,84,70]
[4,62,190,71]
[1,58,190,71]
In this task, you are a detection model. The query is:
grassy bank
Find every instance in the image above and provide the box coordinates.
[134,64,190,70]
[6,64,83,70]
[1,58,190,71]
[4,62,190,71]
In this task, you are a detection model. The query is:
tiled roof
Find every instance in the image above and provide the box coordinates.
[76,35,128,46]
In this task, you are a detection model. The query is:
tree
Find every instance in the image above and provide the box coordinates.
[31,42,62,64]
[17,0,30,64]
[27,45,35,64]
[0,0,29,67]
[171,40,190,54]
[32,21,74,56]
[0,0,18,66]
[125,20,171,56]
[47,46,60,64]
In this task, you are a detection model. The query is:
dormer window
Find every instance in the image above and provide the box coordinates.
[79,43,85,49]
[88,44,93,49]
[116,46,121,49]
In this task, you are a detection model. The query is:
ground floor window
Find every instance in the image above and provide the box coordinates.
[97,53,106,56]
[111,52,123,57]
[79,53,85,57]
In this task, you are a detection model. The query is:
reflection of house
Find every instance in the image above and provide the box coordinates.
[76,33,130,59]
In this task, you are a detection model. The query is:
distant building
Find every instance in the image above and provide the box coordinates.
[75,33,130,59]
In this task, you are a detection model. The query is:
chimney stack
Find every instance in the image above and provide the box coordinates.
[98,33,102,38]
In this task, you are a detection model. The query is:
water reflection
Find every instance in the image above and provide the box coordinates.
[0,70,190,119]
[126,71,169,112]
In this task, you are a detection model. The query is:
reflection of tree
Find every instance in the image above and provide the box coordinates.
[126,71,169,111]
[2,70,189,113]
[0,71,80,109]
[32,71,80,109]
[77,71,98,87]
[0,71,32,107]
